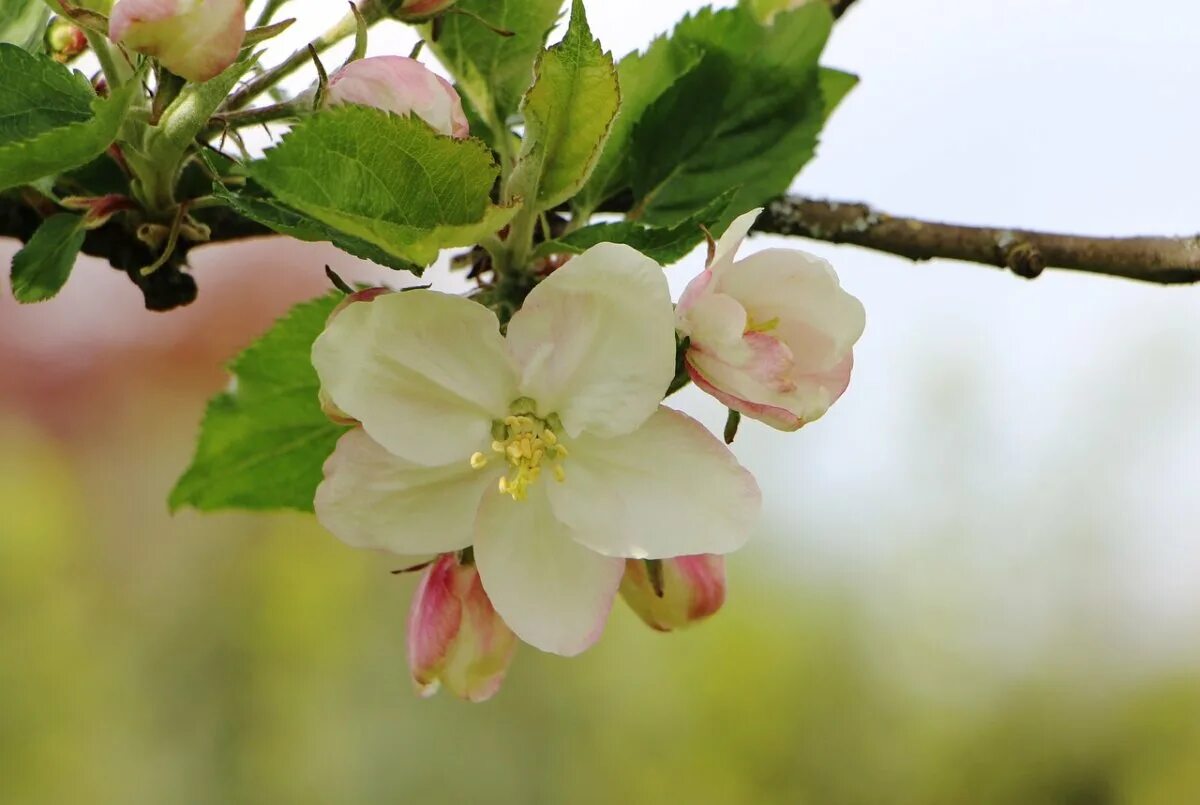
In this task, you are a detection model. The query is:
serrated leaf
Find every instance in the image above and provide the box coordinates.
[249,106,517,267]
[573,34,701,215]
[170,294,349,513]
[508,0,619,212]
[0,0,50,51]
[0,69,139,192]
[589,4,848,230]
[211,181,421,273]
[535,190,735,264]
[0,43,95,141]
[630,4,838,227]
[426,0,564,133]
[9,212,85,302]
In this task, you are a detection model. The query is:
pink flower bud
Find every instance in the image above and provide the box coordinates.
[390,0,458,21]
[677,209,866,431]
[46,19,88,62]
[109,0,246,83]
[619,555,726,632]
[408,554,518,702]
[327,56,469,139]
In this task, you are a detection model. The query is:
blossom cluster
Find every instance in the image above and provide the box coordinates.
[312,211,864,701]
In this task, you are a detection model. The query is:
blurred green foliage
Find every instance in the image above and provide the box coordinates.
[2,409,1200,805]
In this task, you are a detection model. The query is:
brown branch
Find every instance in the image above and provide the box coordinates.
[754,197,1200,285]
[829,0,861,20]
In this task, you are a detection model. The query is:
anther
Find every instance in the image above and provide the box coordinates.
[470,452,488,469]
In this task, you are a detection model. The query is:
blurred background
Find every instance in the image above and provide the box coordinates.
[3,1,1200,802]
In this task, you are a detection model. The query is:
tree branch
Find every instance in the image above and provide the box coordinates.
[829,0,861,20]
[755,196,1200,285]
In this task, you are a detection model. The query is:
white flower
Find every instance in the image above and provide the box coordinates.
[312,244,761,656]
[677,209,866,430]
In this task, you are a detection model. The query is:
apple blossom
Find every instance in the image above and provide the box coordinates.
[109,0,246,83]
[620,555,726,632]
[389,0,458,22]
[326,56,470,139]
[676,208,866,431]
[408,553,518,702]
[313,243,761,656]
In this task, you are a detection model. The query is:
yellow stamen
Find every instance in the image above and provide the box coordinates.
[746,315,780,334]
[478,406,571,501]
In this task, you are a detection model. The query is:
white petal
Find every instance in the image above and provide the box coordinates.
[709,208,761,275]
[717,248,866,369]
[473,486,624,656]
[682,291,748,355]
[504,243,675,439]
[547,406,761,559]
[315,428,495,555]
[312,291,518,466]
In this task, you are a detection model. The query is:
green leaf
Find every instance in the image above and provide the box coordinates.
[534,190,735,265]
[170,293,349,513]
[508,0,619,212]
[211,181,420,273]
[630,4,839,227]
[249,106,517,267]
[573,33,701,215]
[9,212,85,302]
[0,43,94,142]
[0,0,50,51]
[426,0,564,131]
[0,63,140,192]
[584,4,849,230]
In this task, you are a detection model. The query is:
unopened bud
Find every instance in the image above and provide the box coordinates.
[387,0,457,22]
[326,56,469,139]
[408,553,517,702]
[619,555,726,632]
[46,19,87,62]
[60,194,137,229]
[109,0,246,82]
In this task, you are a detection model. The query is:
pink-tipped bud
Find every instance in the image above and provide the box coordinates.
[46,19,88,62]
[389,0,458,21]
[60,194,137,229]
[109,0,246,82]
[408,554,518,703]
[619,555,727,632]
[326,56,469,139]
[319,287,391,426]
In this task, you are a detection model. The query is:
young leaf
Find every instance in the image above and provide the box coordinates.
[249,106,517,267]
[9,212,85,302]
[0,43,95,142]
[426,0,563,134]
[170,294,349,513]
[572,34,701,215]
[0,57,140,191]
[211,182,421,273]
[534,191,735,265]
[507,0,619,212]
[0,0,50,51]
[629,3,840,227]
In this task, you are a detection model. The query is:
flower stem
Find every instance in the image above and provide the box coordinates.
[85,30,129,88]
[223,0,386,112]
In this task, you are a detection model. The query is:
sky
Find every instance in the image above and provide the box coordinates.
[5,0,1199,682]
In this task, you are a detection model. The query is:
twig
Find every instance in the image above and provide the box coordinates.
[755,196,1200,285]
[223,0,385,112]
[829,0,861,19]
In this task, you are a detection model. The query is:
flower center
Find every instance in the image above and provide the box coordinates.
[745,315,780,334]
[468,400,568,501]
